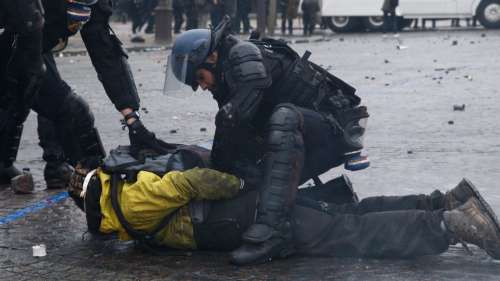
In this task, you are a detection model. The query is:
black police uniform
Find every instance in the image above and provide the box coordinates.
[200,32,369,263]
[1,0,147,187]
[1,0,47,185]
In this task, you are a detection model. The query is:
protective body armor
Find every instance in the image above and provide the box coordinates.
[211,36,369,173]
[213,35,362,129]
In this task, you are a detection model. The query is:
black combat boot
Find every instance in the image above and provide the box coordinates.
[0,163,22,187]
[443,197,500,259]
[38,115,74,189]
[0,124,31,189]
[444,178,491,211]
[230,105,305,265]
[43,161,73,189]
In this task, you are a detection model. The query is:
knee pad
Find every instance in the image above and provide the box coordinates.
[60,92,95,129]
[266,104,304,152]
[267,103,304,132]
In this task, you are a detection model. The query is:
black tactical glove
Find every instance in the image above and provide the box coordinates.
[127,117,176,157]
[215,102,238,129]
[232,160,263,191]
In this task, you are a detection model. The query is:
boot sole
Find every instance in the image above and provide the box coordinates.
[464,178,500,232]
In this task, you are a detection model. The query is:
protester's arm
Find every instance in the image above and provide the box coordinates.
[164,168,243,201]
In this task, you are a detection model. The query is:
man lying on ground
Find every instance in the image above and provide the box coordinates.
[68,145,500,265]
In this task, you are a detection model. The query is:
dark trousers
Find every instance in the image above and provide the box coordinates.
[185,5,198,30]
[210,4,224,27]
[281,14,294,34]
[173,5,184,33]
[302,12,316,36]
[235,2,251,33]
[297,107,346,184]
[383,11,398,33]
[33,54,96,164]
[293,194,450,258]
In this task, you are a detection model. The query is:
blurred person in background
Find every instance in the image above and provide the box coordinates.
[279,0,300,35]
[173,0,184,33]
[210,0,238,31]
[381,0,399,36]
[235,0,251,34]
[301,0,320,36]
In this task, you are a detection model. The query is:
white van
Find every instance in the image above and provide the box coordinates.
[307,0,500,32]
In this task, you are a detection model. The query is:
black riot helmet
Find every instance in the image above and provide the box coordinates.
[164,16,232,93]
[169,29,212,91]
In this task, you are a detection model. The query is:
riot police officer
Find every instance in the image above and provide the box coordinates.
[165,17,369,265]
[1,0,170,190]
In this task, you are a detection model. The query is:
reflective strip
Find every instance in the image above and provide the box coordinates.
[80,169,97,198]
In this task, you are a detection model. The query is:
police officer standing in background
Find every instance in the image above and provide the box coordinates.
[1,0,170,190]
[165,17,369,264]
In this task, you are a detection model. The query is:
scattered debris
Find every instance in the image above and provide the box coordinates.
[169,129,177,134]
[384,59,390,64]
[130,36,145,43]
[451,40,458,46]
[384,83,390,86]
[339,37,344,42]
[371,77,376,80]
[32,244,46,257]
[453,104,466,111]
[470,41,475,44]
[138,68,142,72]
[295,39,309,44]
[407,150,413,154]
[141,107,149,114]
[200,128,207,132]
[138,83,143,87]
[11,168,34,194]
[448,120,454,125]
[464,75,473,81]
[481,33,486,38]
[172,116,179,120]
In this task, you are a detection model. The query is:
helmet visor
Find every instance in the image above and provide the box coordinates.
[163,53,194,95]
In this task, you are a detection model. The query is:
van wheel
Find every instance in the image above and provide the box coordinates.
[326,16,362,32]
[477,0,500,28]
[362,16,385,31]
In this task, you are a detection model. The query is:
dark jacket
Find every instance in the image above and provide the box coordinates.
[41,0,140,111]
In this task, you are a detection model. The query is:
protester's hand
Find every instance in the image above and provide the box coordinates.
[128,119,176,156]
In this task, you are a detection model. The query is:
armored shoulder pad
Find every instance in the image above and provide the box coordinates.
[227,41,267,83]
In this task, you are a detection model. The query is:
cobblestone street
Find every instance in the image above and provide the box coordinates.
[1,27,500,280]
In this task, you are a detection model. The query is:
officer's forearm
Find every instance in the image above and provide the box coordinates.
[81,4,140,112]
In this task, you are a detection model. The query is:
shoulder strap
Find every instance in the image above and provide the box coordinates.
[110,173,183,244]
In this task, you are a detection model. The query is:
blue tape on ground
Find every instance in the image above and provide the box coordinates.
[0,192,69,225]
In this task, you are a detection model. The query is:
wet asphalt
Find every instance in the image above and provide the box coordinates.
[1,27,500,280]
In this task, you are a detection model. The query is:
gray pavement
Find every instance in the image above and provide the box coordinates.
[1,27,500,280]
